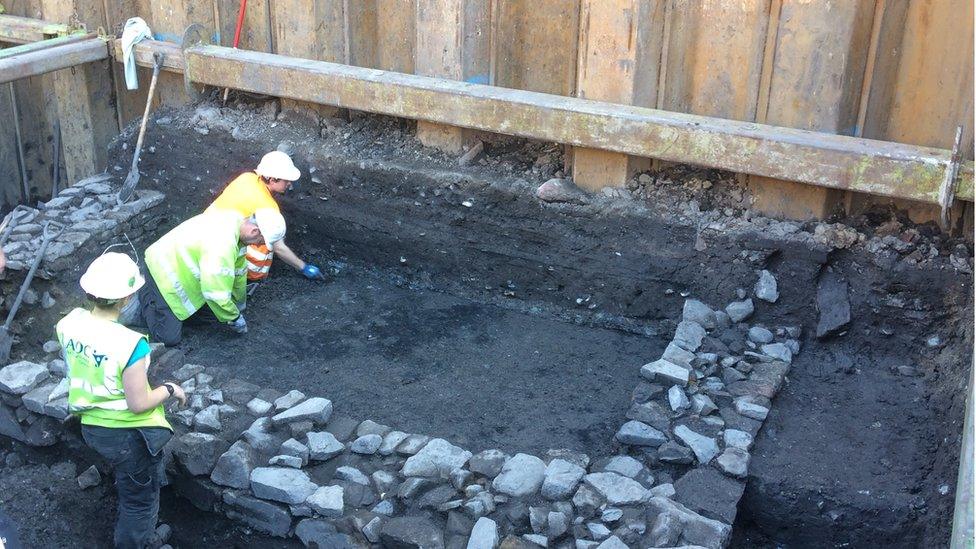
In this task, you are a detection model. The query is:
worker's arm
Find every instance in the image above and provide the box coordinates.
[272,240,305,270]
[122,358,186,413]
[273,240,325,280]
[199,241,243,322]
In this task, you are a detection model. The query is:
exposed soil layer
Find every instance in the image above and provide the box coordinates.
[1,102,971,547]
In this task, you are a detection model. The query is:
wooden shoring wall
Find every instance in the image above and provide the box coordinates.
[3,0,973,225]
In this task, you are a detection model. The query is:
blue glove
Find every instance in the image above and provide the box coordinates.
[302,264,325,280]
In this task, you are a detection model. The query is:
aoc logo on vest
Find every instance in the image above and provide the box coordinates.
[63,338,108,367]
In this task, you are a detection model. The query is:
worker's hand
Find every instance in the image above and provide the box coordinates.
[302,264,326,280]
[164,382,187,407]
[228,314,248,334]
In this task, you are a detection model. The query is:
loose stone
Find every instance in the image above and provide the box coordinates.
[271,397,332,425]
[307,431,345,461]
[250,467,318,504]
[602,456,643,478]
[0,361,50,394]
[210,440,255,489]
[269,454,303,468]
[668,385,690,412]
[747,326,774,344]
[690,393,718,416]
[715,447,750,478]
[246,398,272,415]
[306,485,344,518]
[583,472,650,506]
[734,396,770,420]
[673,425,719,464]
[380,430,410,455]
[641,359,690,387]
[760,343,792,363]
[755,270,779,302]
[273,389,306,411]
[402,438,472,478]
[541,458,585,500]
[467,517,500,549]
[614,420,667,447]
[492,453,546,497]
[724,429,754,450]
[77,465,101,489]
[351,433,383,454]
[672,321,706,352]
[725,299,754,322]
[682,299,716,329]
[335,466,371,486]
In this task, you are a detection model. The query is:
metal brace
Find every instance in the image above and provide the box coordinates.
[938,125,964,230]
[181,23,211,102]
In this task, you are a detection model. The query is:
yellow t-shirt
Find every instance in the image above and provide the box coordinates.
[207,172,279,218]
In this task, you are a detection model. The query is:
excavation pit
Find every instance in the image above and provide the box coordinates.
[0,104,970,548]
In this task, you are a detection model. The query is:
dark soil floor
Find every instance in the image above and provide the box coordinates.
[1,101,971,548]
[185,267,653,456]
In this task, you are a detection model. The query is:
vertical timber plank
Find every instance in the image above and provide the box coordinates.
[150,0,215,106]
[572,0,663,191]
[41,0,119,186]
[491,0,580,95]
[853,0,975,226]
[272,0,346,116]
[3,0,58,202]
[415,0,489,153]
[748,0,875,221]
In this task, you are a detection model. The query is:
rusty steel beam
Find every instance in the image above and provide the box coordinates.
[0,37,107,84]
[0,32,93,59]
[0,15,71,44]
[120,39,974,204]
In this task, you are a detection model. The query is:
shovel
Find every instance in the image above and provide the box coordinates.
[0,222,62,364]
[118,52,164,205]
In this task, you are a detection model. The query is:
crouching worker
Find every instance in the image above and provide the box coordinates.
[56,252,187,549]
[133,208,285,346]
[208,151,326,283]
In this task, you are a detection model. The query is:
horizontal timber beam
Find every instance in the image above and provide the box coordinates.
[119,39,973,205]
[0,37,107,84]
[0,15,72,44]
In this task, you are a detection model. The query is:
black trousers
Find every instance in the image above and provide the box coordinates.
[81,425,172,549]
[135,270,183,347]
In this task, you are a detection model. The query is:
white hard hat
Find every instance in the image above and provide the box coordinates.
[255,151,301,181]
[253,208,286,248]
[80,252,145,300]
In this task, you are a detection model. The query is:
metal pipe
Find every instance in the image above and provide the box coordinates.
[0,14,71,44]
[0,37,108,84]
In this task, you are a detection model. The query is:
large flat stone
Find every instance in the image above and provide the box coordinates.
[271,397,332,425]
[467,517,499,549]
[646,496,731,549]
[583,473,650,506]
[673,467,744,525]
[614,420,667,447]
[682,299,716,329]
[816,268,850,339]
[0,361,50,395]
[672,321,706,352]
[306,485,344,518]
[223,491,292,537]
[250,467,318,505]
[380,516,445,549]
[296,518,358,548]
[641,359,690,386]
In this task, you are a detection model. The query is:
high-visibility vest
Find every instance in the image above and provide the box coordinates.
[144,211,247,323]
[246,243,274,281]
[56,308,171,430]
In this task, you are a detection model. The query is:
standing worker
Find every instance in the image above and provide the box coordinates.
[131,209,284,346]
[208,150,326,283]
[56,252,187,549]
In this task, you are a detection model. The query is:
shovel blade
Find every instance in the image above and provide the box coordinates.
[117,169,140,205]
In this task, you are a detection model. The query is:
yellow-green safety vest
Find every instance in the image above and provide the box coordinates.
[144,211,247,323]
[56,308,171,430]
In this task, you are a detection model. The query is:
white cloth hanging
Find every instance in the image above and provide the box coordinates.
[121,17,152,90]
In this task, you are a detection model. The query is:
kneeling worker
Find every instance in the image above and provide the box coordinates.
[57,252,187,548]
[134,208,285,346]
[208,150,325,282]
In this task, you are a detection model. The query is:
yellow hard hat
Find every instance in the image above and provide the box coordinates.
[79,252,145,300]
